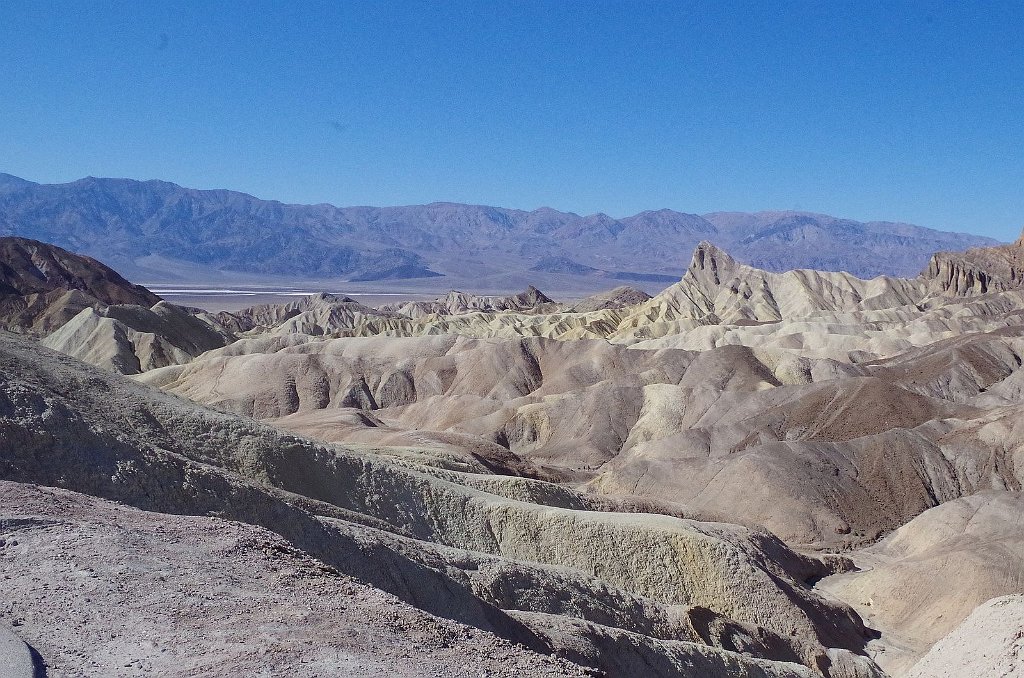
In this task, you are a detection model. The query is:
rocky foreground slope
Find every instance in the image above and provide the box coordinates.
[820,491,1024,674]
[0,481,587,678]
[3,234,1024,676]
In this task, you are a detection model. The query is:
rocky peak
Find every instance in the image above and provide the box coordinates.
[519,285,554,305]
[688,241,740,286]
[924,235,1024,296]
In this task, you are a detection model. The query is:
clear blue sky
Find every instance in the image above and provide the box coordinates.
[1,1,1022,239]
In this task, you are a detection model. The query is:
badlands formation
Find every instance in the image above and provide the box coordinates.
[2,233,1024,676]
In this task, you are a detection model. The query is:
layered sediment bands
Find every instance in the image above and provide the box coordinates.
[0,236,160,307]
[0,481,591,677]
[42,301,230,373]
[0,236,231,372]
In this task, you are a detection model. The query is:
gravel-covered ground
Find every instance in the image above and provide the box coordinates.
[0,481,588,678]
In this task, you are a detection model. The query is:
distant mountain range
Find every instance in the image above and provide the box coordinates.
[0,173,1000,289]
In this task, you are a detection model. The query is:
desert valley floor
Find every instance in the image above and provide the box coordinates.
[2,233,1024,677]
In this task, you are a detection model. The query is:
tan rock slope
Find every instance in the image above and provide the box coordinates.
[925,234,1024,295]
[905,595,1024,678]
[141,327,1023,549]
[42,301,230,373]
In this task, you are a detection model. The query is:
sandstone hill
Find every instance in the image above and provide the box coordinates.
[819,491,1024,674]
[379,286,558,317]
[925,233,1024,295]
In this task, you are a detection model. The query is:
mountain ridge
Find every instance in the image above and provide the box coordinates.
[0,173,1001,287]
